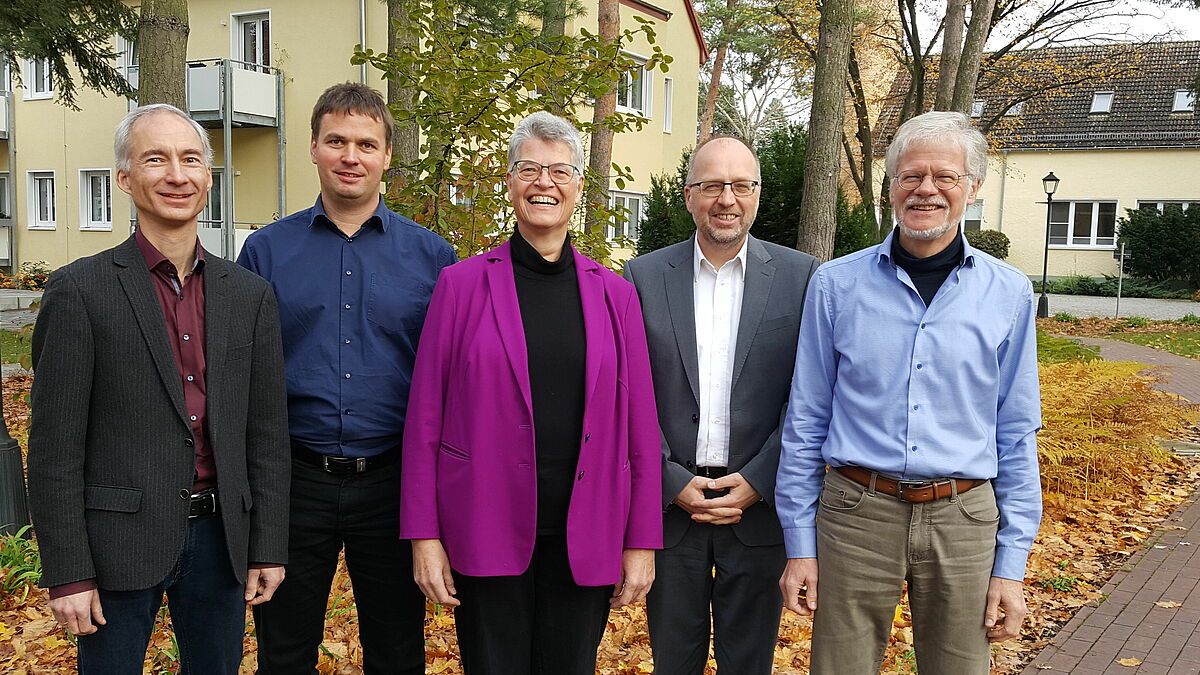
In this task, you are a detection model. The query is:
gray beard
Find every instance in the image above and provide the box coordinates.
[896,216,954,241]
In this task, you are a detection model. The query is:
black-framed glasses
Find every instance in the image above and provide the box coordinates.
[687,180,760,197]
[510,160,580,185]
[894,171,968,190]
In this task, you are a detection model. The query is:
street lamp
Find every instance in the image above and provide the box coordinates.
[1037,172,1060,319]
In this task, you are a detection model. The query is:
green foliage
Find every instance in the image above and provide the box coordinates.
[1052,312,1080,322]
[0,0,138,109]
[1118,204,1200,288]
[964,229,1010,259]
[1108,331,1200,359]
[636,157,693,256]
[1180,313,1200,326]
[833,197,875,258]
[0,328,33,367]
[354,0,670,265]
[1120,317,1151,329]
[1037,274,1193,299]
[753,123,807,249]
[1038,573,1081,593]
[0,526,41,605]
[1036,330,1099,364]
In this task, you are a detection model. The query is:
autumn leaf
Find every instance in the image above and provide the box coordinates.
[1155,601,1183,608]
[40,635,68,650]
[1118,657,1143,666]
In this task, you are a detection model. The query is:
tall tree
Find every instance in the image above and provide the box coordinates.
[583,0,619,235]
[935,0,966,109]
[386,0,420,192]
[137,0,189,108]
[949,0,998,113]
[698,0,739,142]
[796,0,855,261]
[0,0,138,109]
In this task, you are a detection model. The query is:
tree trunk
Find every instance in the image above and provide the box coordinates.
[845,46,879,239]
[698,0,737,143]
[899,0,926,117]
[386,0,419,195]
[583,0,619,235]
[795,0,854,261]
[537,0,569,115]
[935,0,966,110]
[950,0,997,113]
[137,0,189,108]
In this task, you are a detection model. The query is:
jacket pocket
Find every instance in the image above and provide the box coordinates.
[438,441,470,461]
[227,342,253,362]
[83,485,143,513]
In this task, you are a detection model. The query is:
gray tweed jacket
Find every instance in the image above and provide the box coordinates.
[28,235,290,590]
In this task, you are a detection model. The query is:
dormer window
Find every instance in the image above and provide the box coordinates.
[1005,101,1024,116]
[1173,90,1196,112]
[970,100,985,118]
[1090,91,1113,114]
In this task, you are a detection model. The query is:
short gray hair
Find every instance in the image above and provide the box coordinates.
[508,111,585,170]
[115,104,213,171]
[885,111,988,183]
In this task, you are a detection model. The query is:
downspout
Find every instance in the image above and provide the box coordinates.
[359,0,367,84]
[6,86,15,273]
[996,150,1008,232]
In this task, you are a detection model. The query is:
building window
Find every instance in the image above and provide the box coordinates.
[663,77,673,133]
[608,191,644,243]
[23,58,53,100]
[1137,199,1199,213]
[80,170,113,230]
[0,173,10,219]
[200,169,224,229]
[117,36,139,88]
[1089,91,1113,114]
[1049,200,1116,248]
[963,199,984,231]
[1005,101,1024,116]
[970,100,985,118]
[616,55,650,117]
[1172,90,1196,112]
[234,12,271,72]
[27,171,56,229]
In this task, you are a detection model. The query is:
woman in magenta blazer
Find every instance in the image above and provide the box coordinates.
[399,111,662,674]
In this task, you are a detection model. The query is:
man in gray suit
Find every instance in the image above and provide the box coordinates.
[624,135,818,674]
[27,104,290,673]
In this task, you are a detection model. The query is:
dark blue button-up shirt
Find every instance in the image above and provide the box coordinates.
[237,197,456,457]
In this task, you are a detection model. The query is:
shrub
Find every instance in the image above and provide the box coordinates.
[1180,313,1200,326]
[1053,312,1080,322]
[0,261,51,291]
[1120,317,1151,329]
[636,156,693,256]
[0,526,41,605]
[1118,204,1200,288]
[965,229,1010,259]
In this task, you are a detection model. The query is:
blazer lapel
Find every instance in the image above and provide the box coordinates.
[573,247,605,413]
[732,237,775,389]
[113,238,189,427]
[485,242,534,416]
[664,240,700,403]
[203,255,229,417]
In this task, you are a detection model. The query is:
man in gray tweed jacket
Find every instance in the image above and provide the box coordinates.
[27,104,290,674]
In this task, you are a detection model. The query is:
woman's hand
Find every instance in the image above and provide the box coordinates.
[611,548,655,608]
[412,538,460,606]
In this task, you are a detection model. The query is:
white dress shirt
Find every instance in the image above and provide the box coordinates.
[693,236,748,468]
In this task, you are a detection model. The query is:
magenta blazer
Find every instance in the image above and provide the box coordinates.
[399,241,662,586]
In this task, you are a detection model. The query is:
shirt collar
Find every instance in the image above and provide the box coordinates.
[134,229,205,275]
[310,195,390,234]
[877,227,975,268]
[693,235,749,279]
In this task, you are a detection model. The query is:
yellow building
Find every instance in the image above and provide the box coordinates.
[872,41,1200,281]
[0,0,705,270]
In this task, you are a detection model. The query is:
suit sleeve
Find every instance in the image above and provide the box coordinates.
[28,269,98,588]
[620,285,663,549]
[245,284,291,565]
[399,271,458,540]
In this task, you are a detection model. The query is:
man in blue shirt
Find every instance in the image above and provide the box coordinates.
[238,83,456,674]
[776,111,1042,674]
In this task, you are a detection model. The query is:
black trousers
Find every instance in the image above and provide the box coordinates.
[452,534,613,675]
[647,523,786,675]
[253,458,426,674]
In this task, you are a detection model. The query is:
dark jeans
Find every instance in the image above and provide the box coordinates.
[253,458,425,675]
[452,534,613,675]
[77,514,245,675]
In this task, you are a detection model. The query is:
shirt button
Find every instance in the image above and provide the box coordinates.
[344,373,352,379]
[345,304,352,310]
[911,445,918,452]
[916,363,923,370]
[182,334,190,341]
[345,409,353,415]
[346,270,353,275]
[920,323,927,329]
[179,489,190,499]
[912,404,919,410]
[186,375,195,382]
[190,415,197,421]
[184,438,194,447]
[344,338,351,344]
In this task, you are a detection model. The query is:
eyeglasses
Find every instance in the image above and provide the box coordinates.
[510,160,580,185]
[687,180,760,197]
[894,171,968,191]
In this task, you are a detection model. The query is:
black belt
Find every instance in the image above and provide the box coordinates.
[291,443,400,474]
[188,488,219,518]
[695,466,728,479]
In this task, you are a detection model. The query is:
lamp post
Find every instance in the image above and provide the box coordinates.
[1037,172,1060,319]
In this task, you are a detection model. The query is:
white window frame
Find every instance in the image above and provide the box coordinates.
[970,100,985,118]
[1136,199,1200,213]
[616,52,651,118]
[1172,90,1196,113]
[27,171,57,230]
[607,190,646,243]
[232,11,272,72]
[116,35,139,88]
[963,198,984,231]
[1048,199,1117,249]
[0,172,10,219]
[79,169,114,231]
[199,168,224,230]
[23,58,53,100]
[663,77,673,133]
[1089,91,1113,114]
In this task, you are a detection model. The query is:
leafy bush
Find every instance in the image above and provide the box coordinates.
[0,526,41,605]
[1052,312,1080,322]
[1120,317,1151,329]
[0,261,51,291]
[834,197,875,258]
[965,229,1010,259]
[1118,204,1200,288]
[636,157,693,256]
[1035,274,1193,299]
[1180,313,1200,326]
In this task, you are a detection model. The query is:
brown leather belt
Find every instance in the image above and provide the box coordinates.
[835,466,986,503]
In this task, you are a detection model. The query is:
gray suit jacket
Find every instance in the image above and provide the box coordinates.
[624,235,818,548]
[28,236,291,590]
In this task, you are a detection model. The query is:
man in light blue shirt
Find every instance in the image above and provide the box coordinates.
[776,111,1042,675]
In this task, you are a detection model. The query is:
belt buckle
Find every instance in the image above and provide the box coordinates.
[320,455,368,473]
[355,457,366,472]
[897,480,932,501]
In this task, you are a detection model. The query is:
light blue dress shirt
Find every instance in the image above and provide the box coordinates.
[775,230,1043,581]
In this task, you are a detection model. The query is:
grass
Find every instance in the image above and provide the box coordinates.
[1037,330,1100,364]
[1107,331,1200,359]
[0,328,33,366]
[0,526,42,604]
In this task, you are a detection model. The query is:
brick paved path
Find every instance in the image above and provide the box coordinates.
[1022,337,1200,674]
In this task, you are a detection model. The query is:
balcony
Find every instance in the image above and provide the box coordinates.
[0,91,9,140]
[186,59,281,128]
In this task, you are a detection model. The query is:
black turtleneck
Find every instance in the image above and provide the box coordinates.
[510,228,586,535]
[891,228,964,307]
